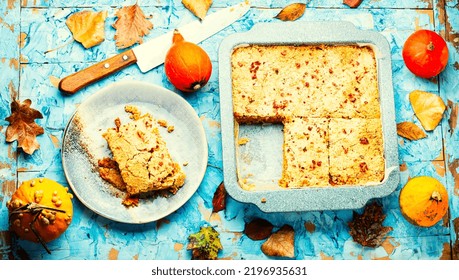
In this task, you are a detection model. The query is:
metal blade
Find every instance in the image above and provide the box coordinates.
[133,1,250,73]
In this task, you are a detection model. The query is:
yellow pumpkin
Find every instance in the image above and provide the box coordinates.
[7,178,73,253]
[399,176,448,227]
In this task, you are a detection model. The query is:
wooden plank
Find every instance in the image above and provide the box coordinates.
[0,0,20,58]
[20,7,437,63]
[24,0,434,9]
[434,0,459,260]
[11,161,448,259]
[0,0,19,261]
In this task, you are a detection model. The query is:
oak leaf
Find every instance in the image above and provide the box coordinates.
[343,0,364,8]
[348,202,392,248]
[274,3,306,21]
[409,90,446,131]
[182,0,213,20]
[261,225,295,258]
[5,99,44,155]
[396,121,427,141]
[187,226,223,260]
[66,10,108,48]
[113,3,153,49]
[212,182,226,213]
[244,218,273,240]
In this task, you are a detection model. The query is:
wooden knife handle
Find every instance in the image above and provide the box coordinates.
[58,49,137,95]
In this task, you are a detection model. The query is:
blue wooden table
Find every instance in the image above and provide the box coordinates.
[1,0,458,260]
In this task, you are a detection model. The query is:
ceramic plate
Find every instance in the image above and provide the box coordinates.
[62,81,208,223]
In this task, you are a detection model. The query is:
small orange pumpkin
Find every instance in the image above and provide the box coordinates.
[164,29,212,92]
[399,176,448,227]
[7,178,73,253]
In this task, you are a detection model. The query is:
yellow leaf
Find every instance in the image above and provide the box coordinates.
[396,121,427,141]
[66,10,108,49]
[409,90,446,131]
[113,4,153,49]
[182,0,213,20]
[275,3,306,21]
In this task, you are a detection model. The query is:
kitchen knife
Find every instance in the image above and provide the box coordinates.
[58,1,250,95]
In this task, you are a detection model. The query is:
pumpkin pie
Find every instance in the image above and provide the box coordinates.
[102,106,185,196]
[231,44,384,187]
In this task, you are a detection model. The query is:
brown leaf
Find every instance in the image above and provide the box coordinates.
[343,0,363,8]
[409,90,446,131]
[244,218,274,240]
[274,3,306,21]
[212,182,226,213]
[182,0,212,20]
[448,100,458,136]
[66,10,108,48]
[396,121,427,141]
[348,202,393,248]
[5,99,44,155]
[112,3,153,49]
[261,225,295,258]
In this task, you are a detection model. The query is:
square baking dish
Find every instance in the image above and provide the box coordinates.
[219,21,400,212]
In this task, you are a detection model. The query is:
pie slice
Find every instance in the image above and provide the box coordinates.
[102,106,186,196]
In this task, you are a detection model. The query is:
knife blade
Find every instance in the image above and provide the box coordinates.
[58,1,250,95]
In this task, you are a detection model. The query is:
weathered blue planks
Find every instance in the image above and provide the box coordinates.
[22,0,434,9]
[1,0,458,260]
[440,0,459,259]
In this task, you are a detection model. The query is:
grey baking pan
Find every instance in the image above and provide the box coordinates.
[218,21,400,212]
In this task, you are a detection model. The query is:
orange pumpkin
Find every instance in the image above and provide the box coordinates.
[164,29,212,92]
[7,178,73,253]
[399,176,448,227]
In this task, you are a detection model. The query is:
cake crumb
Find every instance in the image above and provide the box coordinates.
[238,137,250,145]
[183,161,189,166]
[157,119,168,128]
[167,126,175,133]
[125,105,141,120]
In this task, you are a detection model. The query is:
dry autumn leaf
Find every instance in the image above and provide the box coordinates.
[397,121,427,141]
[212,182,226,213]
[66,10,108,48]
[244,218,274,240]
[5,99,44,155]
[187,226,222,260]
[261,225,295,258]
[448,100,458,135]
[348,202,392,248]
[113,3,153,49]
[343,0,364,8]
[409,90,446,131]
[182,0,213,20]
[275,3,306,21]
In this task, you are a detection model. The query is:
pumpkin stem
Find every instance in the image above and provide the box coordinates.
[431,190,442,202]
[172,29,185,44]
[427,41,435,51]
[193,84,202,91]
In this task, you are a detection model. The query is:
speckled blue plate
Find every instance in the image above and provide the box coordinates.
[219,21,400,212]
[62,81,208,223]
